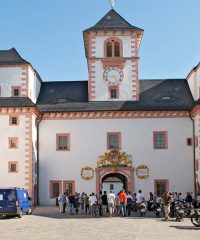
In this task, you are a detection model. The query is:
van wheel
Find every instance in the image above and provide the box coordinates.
[18,210,22,218]
[26,208,32,215]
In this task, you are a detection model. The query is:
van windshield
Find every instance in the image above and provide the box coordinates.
[0,190,16,201]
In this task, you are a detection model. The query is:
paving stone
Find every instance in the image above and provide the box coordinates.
[0,206,199,240]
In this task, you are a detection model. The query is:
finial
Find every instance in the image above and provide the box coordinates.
[109,0,115,9]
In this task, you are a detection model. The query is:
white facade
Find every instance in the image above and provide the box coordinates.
[0,10,199,206]
[95,35,136,58]
[187,64,200,101]
[0,67,22,97]
[87,31,139,102]
[0,114,26,187]
[28,66,41,103]
[39,117,194,205]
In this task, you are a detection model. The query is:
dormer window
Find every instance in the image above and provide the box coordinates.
[105,38,122,58]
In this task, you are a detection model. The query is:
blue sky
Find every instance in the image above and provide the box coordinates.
[0,0,199,81]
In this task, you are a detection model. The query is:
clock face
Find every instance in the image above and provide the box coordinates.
[103,67,124,86]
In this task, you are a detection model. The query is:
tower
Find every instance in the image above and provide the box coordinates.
[83,9,143,101]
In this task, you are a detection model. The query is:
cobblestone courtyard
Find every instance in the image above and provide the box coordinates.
[0,206,199,240]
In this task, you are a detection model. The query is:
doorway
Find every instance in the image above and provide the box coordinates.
[101,173,128,195]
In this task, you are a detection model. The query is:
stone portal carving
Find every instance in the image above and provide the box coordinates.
[97,149,132,168]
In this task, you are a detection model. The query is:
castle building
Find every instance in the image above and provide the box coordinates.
[0,9,199,205]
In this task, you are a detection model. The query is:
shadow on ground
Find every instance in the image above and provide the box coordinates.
[170,225,200,230]
[33,212,157,220]
[32,206,167,220]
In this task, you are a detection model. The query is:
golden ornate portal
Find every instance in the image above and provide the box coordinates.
[97,149,132,168]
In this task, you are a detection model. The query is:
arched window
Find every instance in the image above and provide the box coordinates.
[114,42,120,57]
[105,38,122,57]
[107,42,112,57]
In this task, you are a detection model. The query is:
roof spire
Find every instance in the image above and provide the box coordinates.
[109,0,115,9]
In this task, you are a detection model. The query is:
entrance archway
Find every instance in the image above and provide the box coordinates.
[101,173,128,194]
[96,167,134,194]
[96,149,134,194]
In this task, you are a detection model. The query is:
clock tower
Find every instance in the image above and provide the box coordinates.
[83,9,143,101]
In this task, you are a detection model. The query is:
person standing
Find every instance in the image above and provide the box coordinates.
[80,192,85,214]
[74,192,80,214]
[84,194,90,214]
[126,191,133,216]
[115,192,120,216]
[58,194,64,213]
[197,193,200,208]
[119,189,127,217]
[136,190,145,203]
[62,192,67,213]
[89,192,97,217]
[101,191,108,217]
[68,193,75,215]
[136,190,145,211]
[161,191,172,220]
[185,192,193,203]
[149,192,154,201]
[97,191,103,216]
[107,190,116,217]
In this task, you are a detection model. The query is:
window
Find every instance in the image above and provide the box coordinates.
[9,115,19,125]
[110,184,114,191]
[196,160,199,171]
[8,162,18,173]
[63,181,75,195]
[105,38,122,57]
[154,180,169,197]
[106,42,112,57]
[9,138,18,149]
[56,134,70,151]
[107,132,121,149]
[35,162,37,174]
[109,86,119,99]
[11,87,21,97]
[153,132,168,149]
[114,42,120,57]
[187,138,192,146]
[195,136,198,148]
[50,181,62,198]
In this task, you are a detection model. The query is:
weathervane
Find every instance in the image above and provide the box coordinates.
[109,0,115,9]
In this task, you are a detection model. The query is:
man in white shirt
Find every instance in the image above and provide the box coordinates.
[136,190,145,204]
[136,190,145,214]
[89,192,97,216]
[107,190,116,217]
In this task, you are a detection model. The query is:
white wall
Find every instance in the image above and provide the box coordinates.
[187,65,200,101]
[89,34,139,101]
[194,115,200,193]
[0,114,26,188]
[0,67,22,97]
[32,115,38,187]
[39,117,194,205]
[94,60,136,101]
[95,35,136,58]
[28,66,41,103]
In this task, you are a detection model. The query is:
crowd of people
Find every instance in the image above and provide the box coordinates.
[160,191,200,220]
[57,190,200,218]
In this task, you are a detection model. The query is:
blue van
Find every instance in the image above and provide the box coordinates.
[0,188,32,218]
